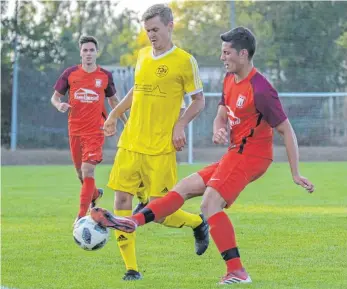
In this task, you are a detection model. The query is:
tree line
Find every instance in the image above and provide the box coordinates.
[1,0,347,147]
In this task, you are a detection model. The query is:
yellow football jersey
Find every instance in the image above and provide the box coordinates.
[118,46,203,155]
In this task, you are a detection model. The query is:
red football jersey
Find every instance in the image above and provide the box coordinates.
[54,65,116,136]
[220,68,287,159]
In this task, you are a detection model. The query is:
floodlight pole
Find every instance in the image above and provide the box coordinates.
[10,0,19,151]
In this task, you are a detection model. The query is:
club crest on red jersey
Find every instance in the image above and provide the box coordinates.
[95,79,102,88]
[236,94,246,108]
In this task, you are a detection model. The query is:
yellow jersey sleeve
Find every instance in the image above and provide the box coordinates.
[182,56,203,97]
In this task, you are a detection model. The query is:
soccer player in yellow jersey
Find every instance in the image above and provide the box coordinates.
[102,4,209,281]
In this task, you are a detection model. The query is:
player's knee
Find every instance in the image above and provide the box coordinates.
[174,173,205,200]
[81,165,95,178]
[200,189,225,218]
[200,199,209,216]
[114,192,133,210]
[200,200,219,218]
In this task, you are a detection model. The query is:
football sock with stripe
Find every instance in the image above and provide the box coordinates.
[132,191,184,225]
[208,211,243,273]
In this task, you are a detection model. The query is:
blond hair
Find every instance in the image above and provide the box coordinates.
[142,4,173,25]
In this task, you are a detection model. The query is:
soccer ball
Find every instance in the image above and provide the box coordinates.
[73,216,110,251]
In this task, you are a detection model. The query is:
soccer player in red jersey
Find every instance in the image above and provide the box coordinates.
[91,27,315,284]
[51,36,126,225]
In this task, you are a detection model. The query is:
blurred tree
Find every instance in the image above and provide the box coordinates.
[1,0,139,147]
[120,28,151,66]
[170,0,229,66]
[246,1,347,92]
[166,0,347,92]
[42,1,139,66]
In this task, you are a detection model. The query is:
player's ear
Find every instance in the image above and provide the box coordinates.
[240,49,249,61]
[168,21,174,32]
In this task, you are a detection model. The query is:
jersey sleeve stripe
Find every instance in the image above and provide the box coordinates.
[185,88,203,97]
[189,56,202,89]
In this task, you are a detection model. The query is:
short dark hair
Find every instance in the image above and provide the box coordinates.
[220,27,256,60]
[142,4,173,25]
[79,35,98,50]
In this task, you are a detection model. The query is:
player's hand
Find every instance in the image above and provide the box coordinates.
[103,118,117,137]
[57,102,71,113]
[213,128,228,145]
[293,175,314,193]
[173,123,186,151]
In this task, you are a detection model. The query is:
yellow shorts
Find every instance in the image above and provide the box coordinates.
[108,148,177,198]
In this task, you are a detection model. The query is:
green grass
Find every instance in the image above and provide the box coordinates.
[1,163,347,289]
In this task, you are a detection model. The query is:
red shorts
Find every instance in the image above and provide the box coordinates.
[69,134,104,169]
[198,150,272,207]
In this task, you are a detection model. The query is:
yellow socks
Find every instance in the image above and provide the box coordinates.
[162,209,202,229]
[114,210,138,272]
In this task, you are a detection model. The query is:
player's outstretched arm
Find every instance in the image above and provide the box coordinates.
[212,105,228,145]
[51,91,71,113]
[103,87,133,136]
[275,119,314,193]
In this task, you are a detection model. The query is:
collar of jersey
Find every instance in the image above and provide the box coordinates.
[79,64,100,74]
[233,67,257,85]
[151,45,177,60]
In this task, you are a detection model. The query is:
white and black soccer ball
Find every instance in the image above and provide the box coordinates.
[73,216,110,251]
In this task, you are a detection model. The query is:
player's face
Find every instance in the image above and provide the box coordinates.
[80,42,98,66]
[220,42,248,73]
[144,15,173,50]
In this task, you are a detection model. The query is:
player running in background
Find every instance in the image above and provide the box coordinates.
[91,26,315,284]
[99,4,209,281]
[51,36,126,225]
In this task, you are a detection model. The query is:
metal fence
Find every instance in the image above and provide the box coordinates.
[186,92,347,163]
[11,64,347,162]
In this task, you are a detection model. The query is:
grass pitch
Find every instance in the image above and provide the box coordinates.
[1,162,347,289]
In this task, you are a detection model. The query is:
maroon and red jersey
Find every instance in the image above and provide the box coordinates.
[54,65,116,136]
[220,68,287,159]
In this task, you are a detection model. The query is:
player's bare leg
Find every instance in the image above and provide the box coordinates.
[201,187,251,284]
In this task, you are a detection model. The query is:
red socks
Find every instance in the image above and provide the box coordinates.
[92,187,99,200]
[208,211,243,272]
[132,191,184,225]
[78,177,95,217]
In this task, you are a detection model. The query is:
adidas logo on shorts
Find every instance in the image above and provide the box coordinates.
[161,187,169,194]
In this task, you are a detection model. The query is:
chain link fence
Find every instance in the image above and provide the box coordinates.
[9,61,347,163]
